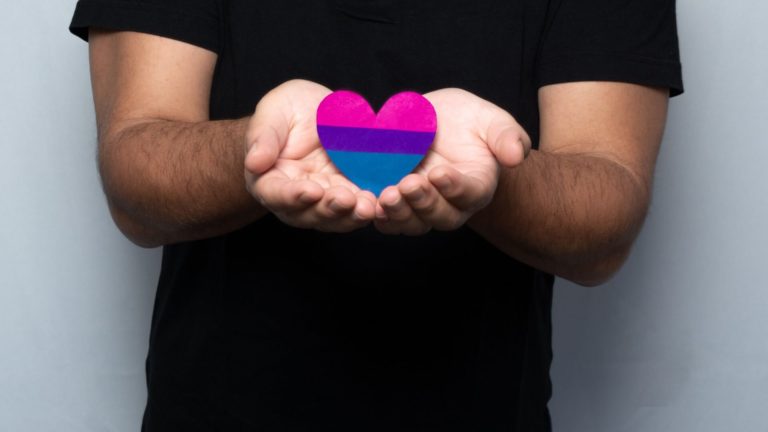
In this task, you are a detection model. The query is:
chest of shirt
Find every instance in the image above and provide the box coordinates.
[210,0,549,128]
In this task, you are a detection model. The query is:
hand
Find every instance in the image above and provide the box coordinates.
[374,88,531,235]
[244,80,377,232]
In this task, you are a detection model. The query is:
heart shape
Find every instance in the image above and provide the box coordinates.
[316,90,437,196]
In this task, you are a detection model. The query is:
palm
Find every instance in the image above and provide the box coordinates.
[374,88,529,234]
[415,89,499,193]
[415,89,502,200]
[245,80,377,231]
[265,115,358,192]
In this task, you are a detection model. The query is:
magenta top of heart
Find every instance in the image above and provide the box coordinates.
[316,90,437,133]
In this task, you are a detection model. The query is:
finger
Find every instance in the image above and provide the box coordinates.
[400,173,465,231]
[376,183,431,235]
[245,108,289,174]
[374,204,431,235]
[428,165,493,211]
[374,187,395,221]
[353,190,377,221]
[316,185,357,219]
[254,172,324,211]
[378,186,413,222]
[307,186,375,232]
[399,174,440,214]
[326,171,366,192]
[486,115,532,167]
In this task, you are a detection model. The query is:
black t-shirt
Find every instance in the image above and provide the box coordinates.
[70,1,683,431]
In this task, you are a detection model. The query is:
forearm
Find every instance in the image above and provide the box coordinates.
[101,117,265,247]
[468,149,650,286]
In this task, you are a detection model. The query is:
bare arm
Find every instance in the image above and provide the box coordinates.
[468,82,670,286]
[89,30,265,248]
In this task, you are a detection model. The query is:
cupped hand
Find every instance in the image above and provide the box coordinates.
[244,80,377,232]
[374,88,531,235]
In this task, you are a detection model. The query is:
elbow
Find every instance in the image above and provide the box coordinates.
[558,199,646,286]
[96,121,184,248]
[98,145,168,249]
[563,185,650,287]
[559,245,633,287]
[554,198,647,287]
[106,199,167,249]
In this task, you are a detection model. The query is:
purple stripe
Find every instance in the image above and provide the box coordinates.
[317,125,435,155]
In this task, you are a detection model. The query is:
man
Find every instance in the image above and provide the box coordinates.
[70,0,683,430]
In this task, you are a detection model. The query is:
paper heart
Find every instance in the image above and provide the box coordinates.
[316,90,437,196]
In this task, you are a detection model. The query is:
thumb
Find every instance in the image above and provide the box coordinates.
[244,106,289,175]
[485,115,531,168]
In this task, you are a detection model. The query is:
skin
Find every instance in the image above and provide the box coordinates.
[89,30,260,246]
[379,83,669,286]
[243,81,378,232]
[374,88,531,235]
[89,30,669,286]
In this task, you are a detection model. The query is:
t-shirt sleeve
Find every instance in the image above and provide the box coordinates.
[537,0,684,96]
[69,0,220,54]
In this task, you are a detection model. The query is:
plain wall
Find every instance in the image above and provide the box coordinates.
[549,1,768,430]
[0,2,160,429]
[1,1,766,430]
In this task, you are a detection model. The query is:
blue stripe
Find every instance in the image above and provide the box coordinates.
[326,150,425,196]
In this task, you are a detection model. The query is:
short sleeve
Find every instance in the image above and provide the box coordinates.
[69,0,220,54]
[537,0,684,96]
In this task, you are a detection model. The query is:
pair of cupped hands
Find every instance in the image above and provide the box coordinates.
[244,80,531,235]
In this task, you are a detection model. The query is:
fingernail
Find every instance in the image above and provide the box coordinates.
[409,187,425,202]
[435,174,452,189]
[383,194,400,207]
[328,199,344,213]
[297,191,316,204]
[297,191,308,202]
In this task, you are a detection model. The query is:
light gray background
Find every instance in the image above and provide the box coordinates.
[1,1,766,430]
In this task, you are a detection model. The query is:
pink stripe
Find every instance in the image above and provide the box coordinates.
[317,90,376,128]
[376,92,437,133]
[316,91,436,133]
